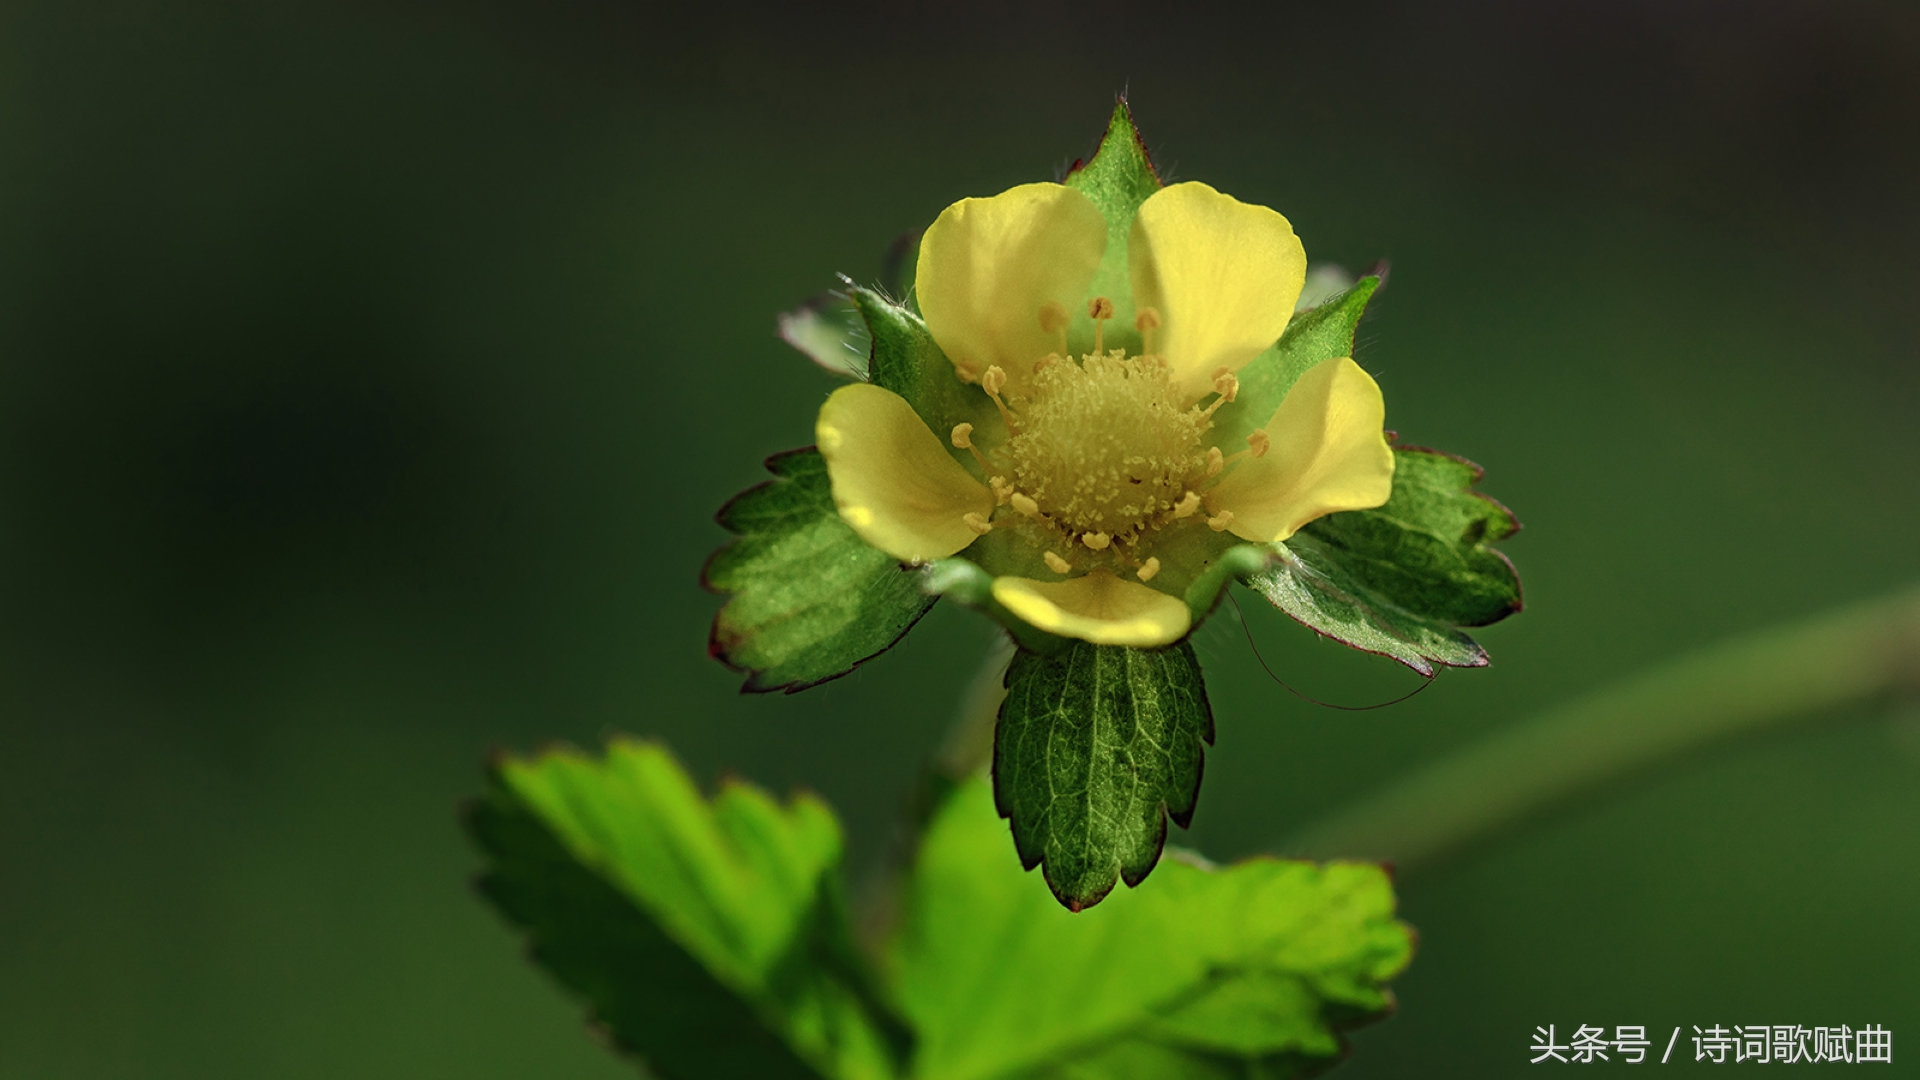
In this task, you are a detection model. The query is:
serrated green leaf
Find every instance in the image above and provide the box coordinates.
[993,640,1214,910]
[890,780,1413,1080]
[1243,446,1522,676]
[1213,277,1380,449]
[706,448,936,692]
[851,286,989,446]
[779,292,869,379]
[1064,99,1162,355]
[467,739,907,1080]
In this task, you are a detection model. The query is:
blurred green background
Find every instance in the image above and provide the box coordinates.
[2,1,1915,1076]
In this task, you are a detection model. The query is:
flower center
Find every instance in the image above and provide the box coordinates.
[1008,351,1205,536]
[950,297,1270,583]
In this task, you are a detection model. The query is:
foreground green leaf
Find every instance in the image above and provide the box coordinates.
[892,779,1413,1080]
[993,640,1214,910]
[1245,446,1522,675]
[467,739,905,1080]
[706,448,937,692]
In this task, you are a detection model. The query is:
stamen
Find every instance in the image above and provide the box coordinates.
[1204,447,1225,477]
[1171,491,1202,519]
[1212,367,1239,402]
[1206,509,1236,532]
[981,365,1018,430]
[1134,307,1161,355]
[1088,296,1114,354]
[1043,551,1072,574]
[963,512,993,536]
[1200,367,1241,420]
[1039,301,1069,356]
[1010,492,1042,519]
[951,422,994,471]
[1136,556,1161,582]
[1247,430,1270,458]
[1081,531,1111,551]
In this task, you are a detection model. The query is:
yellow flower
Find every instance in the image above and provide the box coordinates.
[815,181,1394,648]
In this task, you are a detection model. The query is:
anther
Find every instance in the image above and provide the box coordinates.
[980,364,1018,430]
[989,475,1014,505]
[1205,446,1225,477]
[1247,430,1270,458]
[1171,491,1202,519]
[1043,551,1072,574]
[1010,492,1041,519]
[1081,531,1112,551]
[952,422,995,471]
[1212,367,1239,402]
[1206,509,1236,532]
[1088,296,1114,354]
[963,512,994,536]
[1136,556,1161,582]
[1134,306,1162,355]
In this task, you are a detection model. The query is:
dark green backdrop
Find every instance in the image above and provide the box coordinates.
[3,2,1915,1076]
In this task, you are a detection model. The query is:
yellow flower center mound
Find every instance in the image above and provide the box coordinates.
[946,297,1259,582]
[1008,351,1208,537]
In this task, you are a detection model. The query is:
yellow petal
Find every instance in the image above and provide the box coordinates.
[1129,181,1306,401]
[915,183,1107,389]
[991,570,1192,647]
[1210,357,1394,543]
[816,383,994,562]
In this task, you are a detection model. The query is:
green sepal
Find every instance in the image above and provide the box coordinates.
[993,639,1214,910]
[465,739,908,1080]
[893,779,1413,1080]
[1213,276,1380,446]
[1244,446,1523,676]
[849,285,989,451]
[706,448,937,693]
[1064,98,1163,356]
[920,556,1072,656]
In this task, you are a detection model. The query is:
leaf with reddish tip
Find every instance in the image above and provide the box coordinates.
[705,448,936,692]
[993,639,1214,910]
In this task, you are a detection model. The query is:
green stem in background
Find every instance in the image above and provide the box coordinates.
[1283,584,1920,877]
[933,636,1014,781]
[854,637,1013,946]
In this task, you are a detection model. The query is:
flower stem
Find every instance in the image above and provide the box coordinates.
[1282,584,1920,876]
